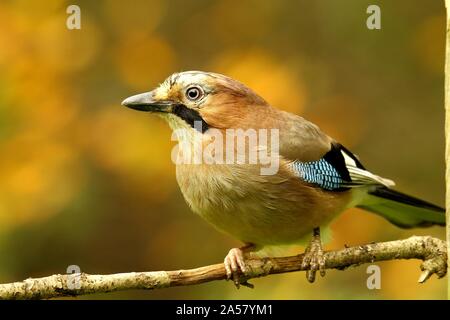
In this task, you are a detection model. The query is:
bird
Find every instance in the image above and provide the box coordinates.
[122,71,445,285]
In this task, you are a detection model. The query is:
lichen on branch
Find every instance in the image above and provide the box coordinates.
[0,236,445,300]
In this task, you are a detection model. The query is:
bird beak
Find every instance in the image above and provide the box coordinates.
[121,91,174,113]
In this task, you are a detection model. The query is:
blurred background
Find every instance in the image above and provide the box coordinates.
[0,0,445,299]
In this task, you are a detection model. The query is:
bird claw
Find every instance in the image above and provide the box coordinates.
[224,247,249,288]
[301,228,326,283]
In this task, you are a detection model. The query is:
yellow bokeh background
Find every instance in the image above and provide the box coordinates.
[0,0,445,299]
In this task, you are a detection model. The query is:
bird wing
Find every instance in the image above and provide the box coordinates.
[275,112,393,191]
[275,113,443,227]
[288,142,394,191]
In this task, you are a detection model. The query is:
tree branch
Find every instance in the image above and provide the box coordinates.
[0,236,446,300]
[443,0,450,301]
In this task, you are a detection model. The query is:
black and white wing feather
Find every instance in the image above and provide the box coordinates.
[290,142,444,228]
[290,143,394,191]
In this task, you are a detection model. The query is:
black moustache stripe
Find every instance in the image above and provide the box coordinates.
[172,104,209,133]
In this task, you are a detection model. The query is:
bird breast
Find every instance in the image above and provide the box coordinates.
[175,161,351,246]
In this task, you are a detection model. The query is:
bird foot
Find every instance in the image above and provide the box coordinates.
[224,245,254,288]
[301,228,326,283]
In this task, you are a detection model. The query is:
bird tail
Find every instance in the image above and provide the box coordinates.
[357,187,445,228]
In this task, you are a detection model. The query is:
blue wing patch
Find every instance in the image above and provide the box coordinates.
[291,159,346,191]
[290,143,392,191]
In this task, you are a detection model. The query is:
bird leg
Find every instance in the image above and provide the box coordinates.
[224,243,255,288]
[301,227,326,283]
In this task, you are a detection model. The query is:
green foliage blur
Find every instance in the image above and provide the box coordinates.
[0,0,445,299]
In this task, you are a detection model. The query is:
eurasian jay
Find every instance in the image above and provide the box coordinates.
[122,71,445,284]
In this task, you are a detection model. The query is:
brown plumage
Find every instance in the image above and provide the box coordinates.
[122,70,445,284]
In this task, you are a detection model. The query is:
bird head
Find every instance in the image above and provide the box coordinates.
[122,71,269,133]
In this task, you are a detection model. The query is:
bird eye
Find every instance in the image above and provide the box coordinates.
[186,86,203,101]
